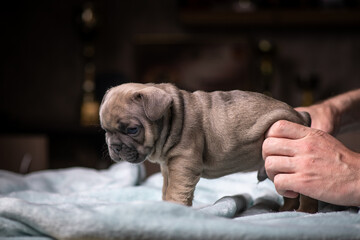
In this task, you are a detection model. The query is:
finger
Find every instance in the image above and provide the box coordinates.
[265,120,310,140]
[273,174,299,198]
[262,137,297,159]
[264,155,296,181]
[282,190,299,199]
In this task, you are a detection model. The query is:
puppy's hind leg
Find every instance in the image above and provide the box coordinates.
[298,195,318,213]
[280,196,318,213]
[280,197,300,212]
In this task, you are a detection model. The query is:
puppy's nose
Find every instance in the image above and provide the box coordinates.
[110,144,122,154]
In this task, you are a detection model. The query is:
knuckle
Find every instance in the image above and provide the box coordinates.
[264,156,274,169]
[264,157,275,180]
[262,138,275,159]
[307,128,327,141]
[302,141,314,154]
[273,174,281,186]
[312,128,326,137]
[273,120,288,131]
[273,175,285,194]
[267,120,286,137]
[262,138,271,153]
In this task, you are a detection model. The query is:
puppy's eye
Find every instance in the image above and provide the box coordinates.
[126,127,139,135]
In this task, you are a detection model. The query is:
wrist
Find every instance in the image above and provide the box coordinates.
[318,100,342,134]
[325,89,360,129]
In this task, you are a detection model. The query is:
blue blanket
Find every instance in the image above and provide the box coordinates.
[1,162,359,239]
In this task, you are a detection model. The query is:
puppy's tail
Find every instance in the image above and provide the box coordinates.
[257,165,268,182]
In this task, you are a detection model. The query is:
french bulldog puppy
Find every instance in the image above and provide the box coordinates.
[100,83,317,212]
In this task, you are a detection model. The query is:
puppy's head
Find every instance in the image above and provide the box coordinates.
[99,83,172,164]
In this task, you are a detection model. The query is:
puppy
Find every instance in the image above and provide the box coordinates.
[100,83,317,212]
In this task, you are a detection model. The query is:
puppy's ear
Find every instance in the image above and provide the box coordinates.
[135,87,172,121]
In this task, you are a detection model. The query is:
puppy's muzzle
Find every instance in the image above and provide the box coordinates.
[109,143,141,163]
[110,144,122,155]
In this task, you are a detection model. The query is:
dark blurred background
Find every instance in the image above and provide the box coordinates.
[0,0,359,174]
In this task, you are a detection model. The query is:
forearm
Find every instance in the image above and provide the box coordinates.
[322,89,360,132]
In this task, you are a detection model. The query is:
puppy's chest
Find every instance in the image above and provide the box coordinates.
[147,152,165,164]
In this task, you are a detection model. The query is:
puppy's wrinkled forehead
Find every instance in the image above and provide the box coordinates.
[99,84,144,130]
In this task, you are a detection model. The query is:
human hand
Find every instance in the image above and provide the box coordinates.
[296,101,341,135]
[263,120,360,206]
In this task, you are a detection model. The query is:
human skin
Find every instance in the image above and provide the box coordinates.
[263,89,360,206]
[296,89,360,135]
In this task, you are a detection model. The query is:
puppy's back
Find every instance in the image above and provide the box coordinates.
[193,90,306,139]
